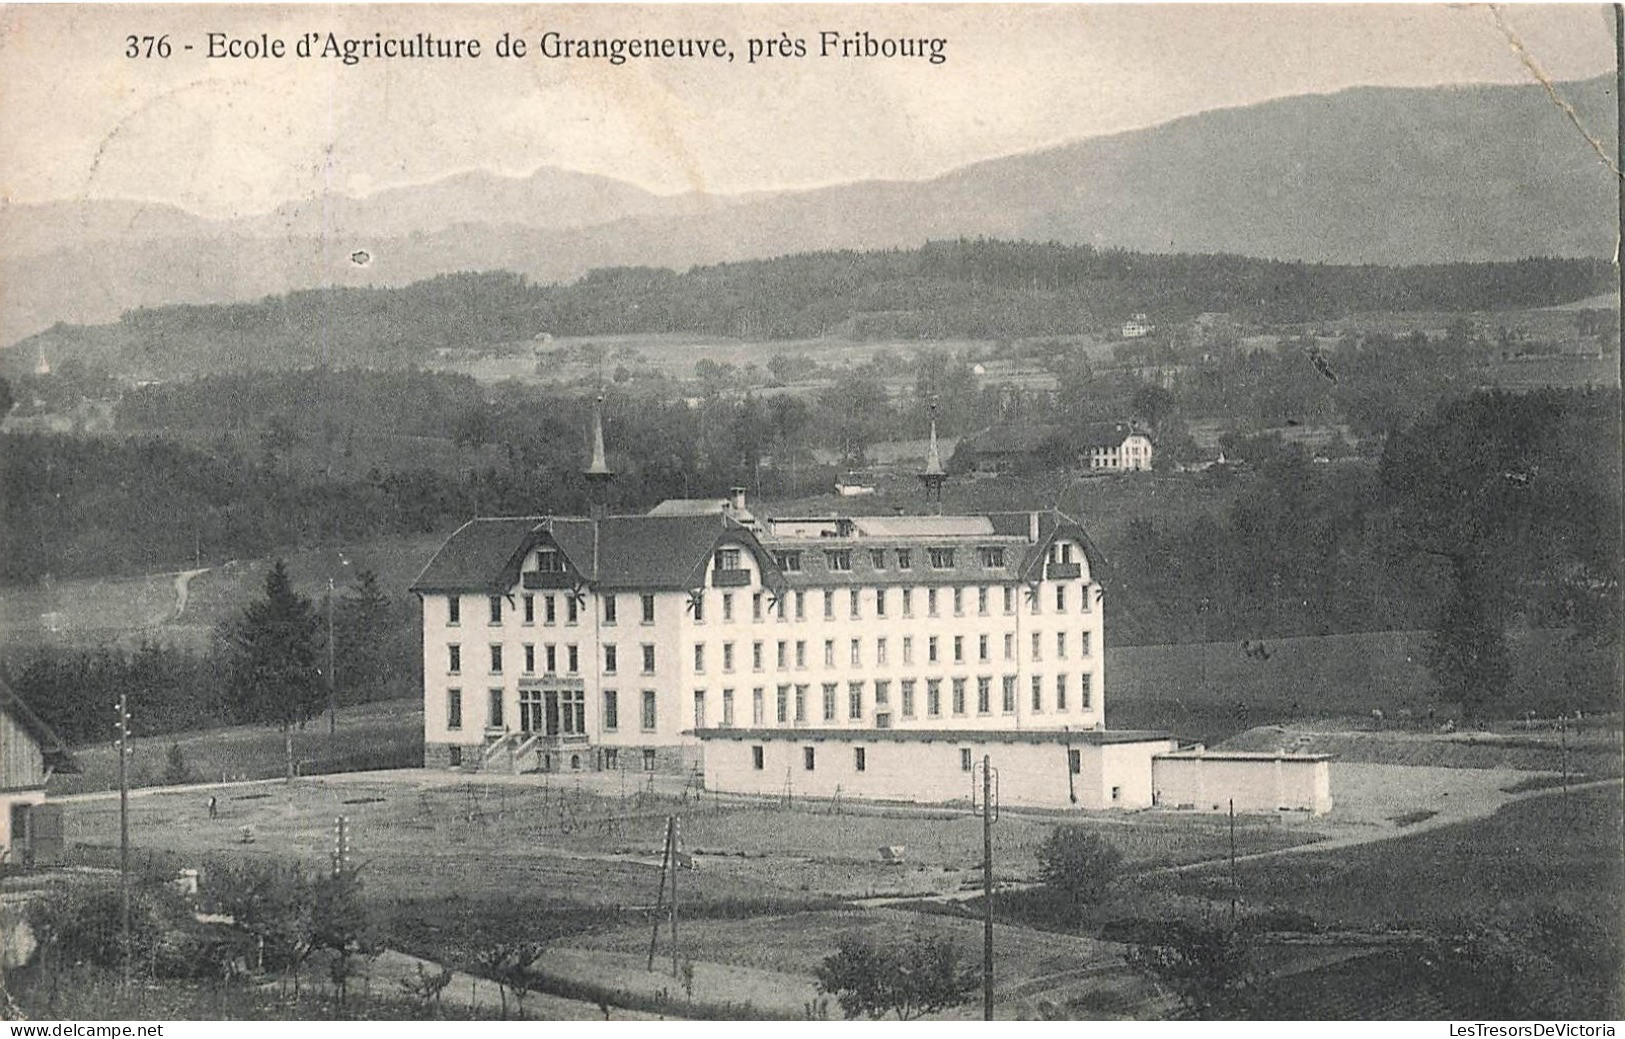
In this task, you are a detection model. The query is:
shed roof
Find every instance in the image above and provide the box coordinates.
[0,677,79,775]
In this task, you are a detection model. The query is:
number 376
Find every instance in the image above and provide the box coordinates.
[125,34,172,58]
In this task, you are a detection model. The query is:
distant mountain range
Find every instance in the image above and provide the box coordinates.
[3,75,1617,348]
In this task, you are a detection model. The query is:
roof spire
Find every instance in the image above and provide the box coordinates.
[917,400,947,514]
[584,393,613,520]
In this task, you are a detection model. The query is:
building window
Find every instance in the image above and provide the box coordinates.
[927,679,942,717]
[928,636,939,663]
[1082,584,1093,613]
[795,591,806,621]
[723,642,735,672]
[876,637,888,665]
[928,588,939,617]
[870,549,887,570]
[776,594,787,620]
[637,594,656,624]
[930,548,956,569]
[1032,675,1043,712]
[753,592,764,621]
[850,639,861,666]
[1081,673,1093,709]
[875,680,890,706]
[566,596,578,624]
[488,689,504,729]
[823,640,835,667]
[722,593,734,622]
[1030,588,1041,616]
[876,588,887,618]
[952,678,967,715]
[643,749,657,772]
[523,595,534,624]
[694,690,706,729]
[1031,632,1042,661]
[775,550,802,572]
[953,587,964,616]
[796,641,807,669]
[848,682,863,720]
[977,634,990,662]
[794,685,808,722]
[1081,631,1092,657]
[1056,675,1069,711]
[804,746,816,771]
[752,641,764,671]
[897,549,912,570]
[717,547,742,571]
[448,746,463,767]
[447,596,461,625]
[855,747,867,771]
[692,594,705,624]
[605,644,618,674]
[642,644,656,674]
[545,645,557,673]
[903,636,914,664]
[1056,585,1067,613]
[602,748,618,770]
[978,587,989,615]
[1068,749,1082,774]
[567,645,579,673]
[752,687,765,725]
[524,644,536,674]
[604,594,617,625]
[953,636,964,663]
[902,589,913,617]
[980,546,1005,568]
[752,746,765,770]
[489,596,503,624]
[777,640,789,669]
[822,683,837,722]
[1057,632,1067,659]
[642,691,657,731]
[1054,542,1075,565]
[1002,675,1017,713]
[489,645,503,674]
[901,680,917,717]
[1004,587,1015,614]
[849,588,861,619]
[603,690,618,731]
[823,591,835,620]
[826,549,852,572]
[694,644,706,673]
[446,689,462,730]
[545,595,557,624]
[960,748,973,772]
[448,644,461,674]
[1004,634,1015,661]
[776,685,790,724]
[977,676,992,714]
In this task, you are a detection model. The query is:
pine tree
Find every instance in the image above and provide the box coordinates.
[227,560,322,778]
[336,569,394,705]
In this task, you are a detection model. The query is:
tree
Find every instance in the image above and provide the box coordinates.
[1035,827,1123,907]
[226,561,323,778]
[814,933,978,1020]
[0,376,13,419]
[336,569,395,704]
[1128,920,1269,1020]
[162,742,191,785]
[313,866,379,1010]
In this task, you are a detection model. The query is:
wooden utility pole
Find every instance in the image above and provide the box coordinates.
[1228,798,1238,927]
[327,577,337,737]
[648,815,682,975]
[670,815,681,979]
[115,693,131,988]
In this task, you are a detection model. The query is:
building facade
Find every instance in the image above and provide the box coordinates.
[0,680,76,863]
[412,500,1111,776]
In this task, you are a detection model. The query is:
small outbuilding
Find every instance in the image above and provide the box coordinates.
[0,679,78,864]
[1152,748,1332,815]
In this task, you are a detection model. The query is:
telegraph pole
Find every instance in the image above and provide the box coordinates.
[1228,798,1238,927]
[974,756,998,1020]
[115,693,131,988]
[670,815,681,979]
[327,577,337,737]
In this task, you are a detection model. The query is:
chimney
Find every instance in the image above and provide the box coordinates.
[729,486,747,513]
[1028,511,1039,543]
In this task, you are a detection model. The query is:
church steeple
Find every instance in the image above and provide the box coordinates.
[917,401,947,514]
[584,394,613,518]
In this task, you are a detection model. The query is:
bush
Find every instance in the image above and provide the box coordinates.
[27,880,216,979]
[814,933,978,1020]
[1035,827,1124,906]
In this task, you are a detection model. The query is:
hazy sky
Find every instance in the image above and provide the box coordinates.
[0,4,1616,217]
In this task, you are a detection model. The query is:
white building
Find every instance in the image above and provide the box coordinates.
[1080,422,1155,472]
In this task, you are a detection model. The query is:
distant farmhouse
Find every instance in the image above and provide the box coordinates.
[0,679,76,864]
[1120,313,1154,339]
[409,404,1326,813]
[957,421,1154,475]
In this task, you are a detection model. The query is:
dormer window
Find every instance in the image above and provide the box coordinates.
[896,549,912,570]
[929,548,956,570]
[1051,543,1075,565]
[870,549,887,570]
[535,548,566,573]
[717,548,742,571]
[979,547,1005,568]
[826,549,852,572]
[774,551,802,573]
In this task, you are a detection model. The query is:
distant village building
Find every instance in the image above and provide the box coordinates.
[0,679,77,864]
[1120,313,1154,339]
[409,401,1327,813]
[1078,421,1155,472]
[957,422,1154,474]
